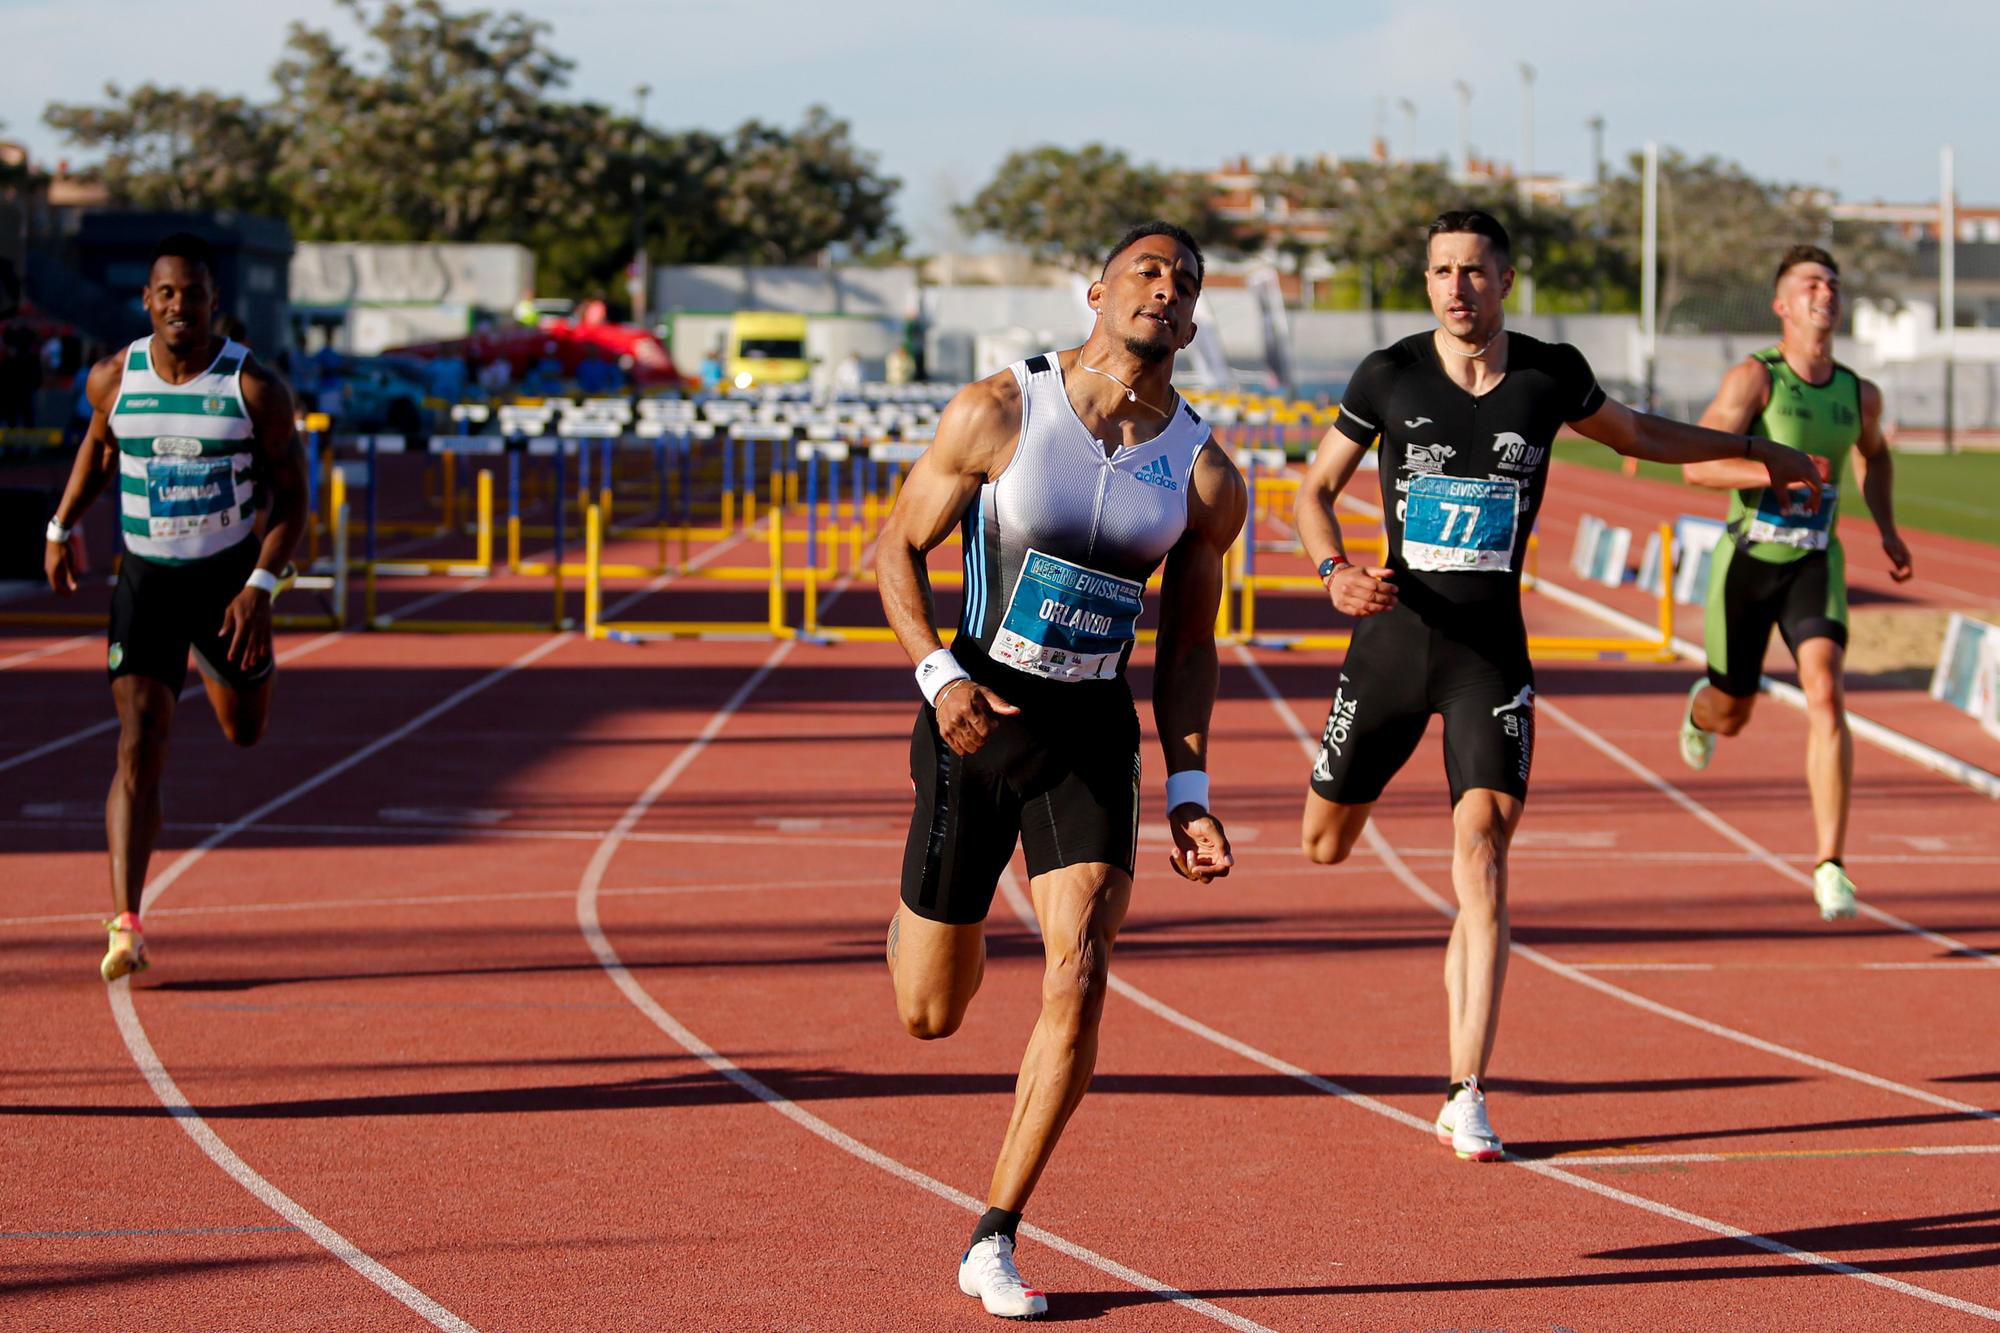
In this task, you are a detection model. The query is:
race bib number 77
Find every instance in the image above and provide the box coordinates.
[1401,475,1519,572]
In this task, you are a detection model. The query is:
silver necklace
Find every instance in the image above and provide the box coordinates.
[1439,329,1504,359]
[1077,361,1171,418]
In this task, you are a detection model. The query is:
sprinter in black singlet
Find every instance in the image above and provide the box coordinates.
[1294,210,1821,1163]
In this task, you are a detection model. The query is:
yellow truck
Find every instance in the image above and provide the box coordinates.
[725,311,809,388]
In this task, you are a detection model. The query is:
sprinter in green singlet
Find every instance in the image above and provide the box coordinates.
[1677,244,1914,920]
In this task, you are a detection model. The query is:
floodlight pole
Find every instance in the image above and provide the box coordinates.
[1398,98,1417,163]
[1454,81,1472,182]
[1641,141,1659,413]
[631,83,653,324]
[1941,144,1956,454]
[1587,115,1606,311]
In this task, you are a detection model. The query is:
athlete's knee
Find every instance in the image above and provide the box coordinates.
[1799,674,1844,723]
[114,707,173,778]
[218,710,267,748]
[1039,932,1112,1035]
[1302,807,1360,864]
[899,999,965,1041]
[1706,691,1754,736]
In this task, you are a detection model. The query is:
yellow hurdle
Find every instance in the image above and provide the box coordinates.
[584,503,602,638]
[767,496,786,636]
[476,469,494,571]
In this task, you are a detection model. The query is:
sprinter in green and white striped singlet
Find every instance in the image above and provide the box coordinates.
[107,335,261,562]
[43,231,307,983]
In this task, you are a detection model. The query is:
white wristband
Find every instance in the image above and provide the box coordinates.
[245,567,280,596]
[46,518,71,543]
[1165,769,1210,814]
[915,647,970,707]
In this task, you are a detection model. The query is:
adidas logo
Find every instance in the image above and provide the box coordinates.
[1132,454,1179,491]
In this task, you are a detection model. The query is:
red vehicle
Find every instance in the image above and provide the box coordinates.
[391,301,680,387]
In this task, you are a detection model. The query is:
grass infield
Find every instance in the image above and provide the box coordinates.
[1552,438,2000,548]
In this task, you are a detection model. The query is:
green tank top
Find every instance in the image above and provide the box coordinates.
[1727,346,1861,564]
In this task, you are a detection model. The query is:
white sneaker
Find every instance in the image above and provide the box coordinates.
[1434,1076,1504,1162]
[958,1234,1047,1319]
[1678,679,1714,771]
[1813,861,1858,921]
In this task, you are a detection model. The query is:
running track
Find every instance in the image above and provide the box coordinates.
[5,510,1999,1329]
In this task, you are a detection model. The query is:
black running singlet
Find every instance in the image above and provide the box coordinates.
[1333,332,1605,627]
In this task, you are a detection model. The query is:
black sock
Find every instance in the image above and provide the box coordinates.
[970,1207,1022,1249]
[1446,1078,1473,1100]
[1819,857,1843,869]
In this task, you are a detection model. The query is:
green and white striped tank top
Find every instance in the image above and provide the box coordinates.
[108,336,260,564]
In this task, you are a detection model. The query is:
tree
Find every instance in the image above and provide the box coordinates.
[710,106,902,265]
[1262,158,1461,310]
[39,0,904,297]
[1594,150,1881,332]
[270,0,598,244]
[42,85,284,214]
[958,144,1239,273]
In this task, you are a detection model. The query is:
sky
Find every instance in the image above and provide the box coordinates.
[5,0,1994,250]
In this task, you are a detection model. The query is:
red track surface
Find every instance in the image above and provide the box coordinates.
[5,476,1999,1331]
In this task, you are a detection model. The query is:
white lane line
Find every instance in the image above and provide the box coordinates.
[16,815,1999,869]
[105,981,475,1331]
[1,878,880,928]
[1200,644,2000,1320]
[574,641,1272,1332]
[0,625,351,777]
[1554,1144,2000,1166]
[139,637,572,913]
[0,633,95,671]
[55,528,767,1323]
[1239,647,2000,1121]
[1536,695,2000,968]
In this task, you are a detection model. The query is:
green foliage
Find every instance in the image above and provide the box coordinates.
[43,86,284,213]
[956,144,1242,272]
[41,0,902,297]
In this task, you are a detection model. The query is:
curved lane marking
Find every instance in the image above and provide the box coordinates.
[575,638,1274,1333]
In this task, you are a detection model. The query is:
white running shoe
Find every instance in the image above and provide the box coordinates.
[1678,679,1714,771]
[958,1234,1047,1319]
[1434,1076,1504,1162]
[1813,861,1858,921]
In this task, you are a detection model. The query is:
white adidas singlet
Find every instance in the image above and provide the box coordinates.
[955,353,1210,683]
[108,337,260,564]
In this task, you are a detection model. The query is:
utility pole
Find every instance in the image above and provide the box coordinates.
[1398,98,1417,164]
[1942,144,1956,454]
[1518,62,1535,315]
[1642,141,1659,413]
[1454,81,1472,183]
[1587,115,1605,311]
[629,83,652,324]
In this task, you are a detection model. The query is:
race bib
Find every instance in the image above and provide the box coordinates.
[1746,483,1836,550]
[991,549,1144,682]
[145,457,238,540]
[1401,475,1519,572]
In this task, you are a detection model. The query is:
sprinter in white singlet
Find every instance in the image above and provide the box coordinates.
[877,222,1246,1319]
[44,232,307,982]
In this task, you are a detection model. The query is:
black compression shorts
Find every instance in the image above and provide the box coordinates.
[1309,608,1535,807]
[900,676,1141,926]
[107,539,272,695]
[1703,540,1848,698]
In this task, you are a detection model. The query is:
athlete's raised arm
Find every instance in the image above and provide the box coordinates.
[1851,379,1913,582]
[875,373,1021,754]
[44,354,126,597]
[1572,391,1823,508]
[216,361,306,673]
[1153,439,1245,883]
[1680,358,1811,491]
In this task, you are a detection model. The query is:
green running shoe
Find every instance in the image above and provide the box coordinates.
[1678,678,1714,771]
[1813,861,1857,921]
